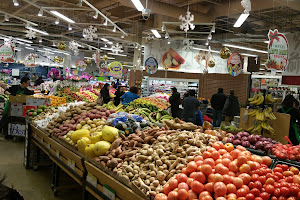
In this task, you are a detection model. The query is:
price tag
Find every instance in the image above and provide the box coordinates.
[67,158,75,170]
[56,150,60,158]
[103,185,115,200]
[47,143,50,150]
[87,172,97,188]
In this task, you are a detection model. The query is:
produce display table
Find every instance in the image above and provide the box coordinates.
[26,122,145,200]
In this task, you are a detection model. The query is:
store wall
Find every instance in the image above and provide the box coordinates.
[0,63,48,77]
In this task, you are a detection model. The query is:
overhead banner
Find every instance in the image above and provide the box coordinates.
[109,61,123,74]
[266,29,288,71]
[99,67,128,78]
[227,52,243,76]
[0,42,14,63]
[145,57,158,74]
[24,53,37,67]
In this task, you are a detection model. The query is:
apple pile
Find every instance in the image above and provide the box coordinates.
[272,143,300,161]
[154,142,278,200]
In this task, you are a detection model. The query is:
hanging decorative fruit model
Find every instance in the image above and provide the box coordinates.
[57,42,67,51]
[208,60,215,68]
[219,47,231,59]
[102,55,108,61]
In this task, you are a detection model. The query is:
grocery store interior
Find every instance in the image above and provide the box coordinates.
[0,0,300,199]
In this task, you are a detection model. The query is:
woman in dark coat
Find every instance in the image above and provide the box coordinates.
[169,87,181,118]
[100,83,111,104]
[223,89,240,125]
[114,86,125,106]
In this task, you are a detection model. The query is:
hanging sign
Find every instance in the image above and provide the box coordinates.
[24,53,36,67]
[227,52,243,76]
[109,61,123,74]
[95,50,101,68]
[75,59,87,71]
[0,43,14,63]
[145,57,158,74]
[266,29,288,71]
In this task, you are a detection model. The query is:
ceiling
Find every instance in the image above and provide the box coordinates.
[0,0,299,63]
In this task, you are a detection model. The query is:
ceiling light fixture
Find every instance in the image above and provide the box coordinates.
[208,33,212,40]
[165,33,169,39]
[223,44,268,54]
[212,25,215,33]
[151,29,161,38]
[113,26,116,32]
[52,42,56,46]
[68,24,72,30]
[13,0,19,6]
[161,25,165,32]
[121,35,124,39]
[25,43,31,46]
[25,47,34,50]
[167,41,171,44]
[38,8,43,16]
[103,18,108,26]
[55,18,59,24]
[193,47,219,53]
[131,0,144,11]
[233,13,249,28]
[100,38,109,42]
[4,14,9,21]
[264,41,269,44]
[26,26,49,35]
[50,10,75,23]
[105,44,107,47]
[93,12,98,19]
[39,38,42,43]
[107,41,113,45]
[15,37,33,43]
[205,40,209,46]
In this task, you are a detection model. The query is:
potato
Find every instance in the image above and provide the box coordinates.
[87,120,93,125]
[90,128,96,133]
[96,121,101,127]
[76,124,82,130]
[80,121,86,126]
[90,124,96,128]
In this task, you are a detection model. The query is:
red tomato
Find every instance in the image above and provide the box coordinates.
[178,189,188,200]
[176,173,188,183]
[278,196,287,200]
[168,191,179,200]
[227,183,237,194]
[281,164,289,171]
[194,172,206,184]
[254,197,263,200]
[187,178,194,187]
[250,188,261,197]
[237,188,247,197]
[285,176,293,183]
[290,185,300,196]
[251,174,259,182]
[169,179,179,190]
[248,182,255,189]
[280,182,289,188]
[201,196,213,200]
[280,187,290,197]
[253,181,262,191]
[191,180,204,194]
[188,190,197,200]
[265,178,275,185]
[275,172,284,180]
[245,193,255,200]
[287,197,296,200]
[271,197,278,200]
[242,185,250,193]
[259,192,270,200]
[155,193,168,200]
[274,188,281,197]
[258,176,266,185]
[199,191,210,200]
[204,182,214,193]
[214,182,227,196]
[163,183,172,195]
[274,183,281,188]
[274,167,283,173]
[237,198,247,200]
[264,184,275,194]
[187,161,198,173]
[178,182,189,191]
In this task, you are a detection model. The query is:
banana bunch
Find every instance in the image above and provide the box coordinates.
[248,93,264,105]
[256,110,265,121]
[261,120,275,135]
[247,109,258,117]
[265,93,277,104]
[264,107,277,120]
[247,121,262,133]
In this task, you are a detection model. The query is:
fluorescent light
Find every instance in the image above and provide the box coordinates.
[193,47,219,53]
[121,35,124,39]
[38,8,43,16]
[55,18,59,25]
[25,47,34,50]
[100,38,109,42]
[16,41,24,45]
[50,10,75,23]
[78,0,82,7]
[113,26,116,32]
[37,49,46,53]
[131,0,144,11]
[107,41,113,45]
[39,38,42,43]
[84,57,93,59]
[13,0,19,6]
[264,41,269,44]
[108,52,127,57]
[103,18,107,26]
[100,47,112,51]
[168,41,171,44]
[5,14,9,21]
[261,63,265,66]
[212,25,215,33]
[15,37,33,43]
[223,44,268,54]
[68,24,72,30]
[241,53,258,57]
[25,43,31,46]
[208,33,212,40]
[233,13,249,28]
[26,26,49,35]
[259,68,265,70]
[93,12,98,19]
[151,29,161,38]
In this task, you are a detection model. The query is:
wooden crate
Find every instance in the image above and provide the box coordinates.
[84,161,146,200]
[31,125,52,152]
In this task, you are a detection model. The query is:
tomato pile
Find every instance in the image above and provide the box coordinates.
[154,142,300,200]
[272,143,300,161]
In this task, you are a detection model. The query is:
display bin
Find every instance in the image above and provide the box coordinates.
[48,136,85,185]
[84,161,146,200]
[271,159,300,169]
[31,125,52,152]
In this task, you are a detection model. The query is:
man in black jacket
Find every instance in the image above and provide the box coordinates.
[169,87,181,118]
[223,89,240,126]
[211,88,227,127]
[5,77,34,96]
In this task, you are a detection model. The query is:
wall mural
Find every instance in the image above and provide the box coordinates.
[143,40,229,74]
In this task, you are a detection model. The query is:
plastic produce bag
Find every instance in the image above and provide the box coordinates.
[112,116,128,126]
[131,115,143,122]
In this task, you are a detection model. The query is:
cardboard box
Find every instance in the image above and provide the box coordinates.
[26,98,50,107]
[9,123,26,137]
[22,105,37,117]
[10,102,23,117]
[9,95,27,103]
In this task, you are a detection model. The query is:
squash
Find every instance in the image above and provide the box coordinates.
[85,144,96,158]
[77,137,91,153]
[102,126,118,142]
[93,141,111,156]
[71,129,90,143]
[90,132,102,144]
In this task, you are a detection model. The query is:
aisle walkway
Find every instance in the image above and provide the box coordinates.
[0,138,82,200]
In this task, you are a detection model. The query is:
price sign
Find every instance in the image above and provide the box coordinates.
[56,150,60,158]
[103,185,115,200]
[87,172,97,188]
[67,159,75,170]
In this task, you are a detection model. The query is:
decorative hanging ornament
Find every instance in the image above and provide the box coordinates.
[57,42,67,51]
[102,54,108,61]
[54,56,64,63]
[25,29,36,39]
[86,59,91,64]
[179,6,195,32]
[111,43,123,54]
[241,0,251,14]
[83,26,98,41]
[182,39,194,51]
[69,40,80,56]
[146,34,154,43]
[208,60,215,68]
[4,37,14,48]
[219,47,231,59]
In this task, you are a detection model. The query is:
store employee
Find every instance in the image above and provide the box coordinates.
[5,77,34,96]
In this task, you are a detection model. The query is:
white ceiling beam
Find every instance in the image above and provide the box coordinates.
[0,10,38,26]
[41,7,93,11]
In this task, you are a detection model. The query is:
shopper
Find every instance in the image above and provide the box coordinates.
[183,90,200,124]
[34,76,44,86]
[99,83,111,104]
[121,86,140,105]
[169,87,181,118]
[223,89,240,125]
[115,79,121,88]
[111,81,117,89]
[0,175,24,200]
[114,86,125,106]
[278,95,300,145]
[211,88,227,127]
